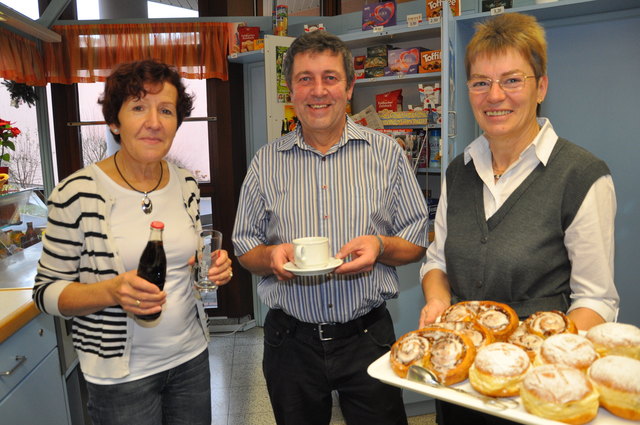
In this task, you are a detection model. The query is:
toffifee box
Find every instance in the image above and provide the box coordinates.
[419,49,442,73]
[426,0,460,18]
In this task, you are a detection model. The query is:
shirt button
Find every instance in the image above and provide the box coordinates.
[323,215,329,219]
[480,237,488,244]
[321,157,327,162]
[322,185,327,190]
[477,281,483,288]
[328,304,333,309]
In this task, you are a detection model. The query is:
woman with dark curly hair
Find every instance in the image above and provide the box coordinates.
[33,59,232,425]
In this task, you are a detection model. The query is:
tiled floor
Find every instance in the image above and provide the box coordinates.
[208,326,436,425]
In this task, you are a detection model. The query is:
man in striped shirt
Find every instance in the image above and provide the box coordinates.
[232,31,428,425]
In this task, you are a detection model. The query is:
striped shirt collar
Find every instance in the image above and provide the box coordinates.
[275,115,372,154]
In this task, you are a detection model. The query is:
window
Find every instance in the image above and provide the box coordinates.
[0,79,43,189]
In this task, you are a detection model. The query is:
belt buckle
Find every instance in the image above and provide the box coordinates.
[317,323,334,341]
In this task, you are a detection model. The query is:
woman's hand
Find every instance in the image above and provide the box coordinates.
[208,249,233,287]
[418,297,449,329]
[189,249,234,287]
[112,269,166,316]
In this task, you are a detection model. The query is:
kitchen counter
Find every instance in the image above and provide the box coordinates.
[0,288,39,344]
[0,243,41,290]
[0,243,42,343]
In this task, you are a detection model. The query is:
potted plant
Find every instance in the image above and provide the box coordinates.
[0,118,21,175]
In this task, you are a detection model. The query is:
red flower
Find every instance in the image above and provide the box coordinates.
[10,127,20,137]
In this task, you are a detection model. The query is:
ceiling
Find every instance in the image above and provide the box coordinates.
[149,0,321,14]
[149,0,198,11]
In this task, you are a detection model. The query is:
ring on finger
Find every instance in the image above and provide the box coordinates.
[229,270,233,278]
[135,299,141,307]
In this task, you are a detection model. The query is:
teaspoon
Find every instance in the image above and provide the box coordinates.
[407,365,519,410]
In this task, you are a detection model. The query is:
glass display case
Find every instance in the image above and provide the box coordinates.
[0,188,46,260]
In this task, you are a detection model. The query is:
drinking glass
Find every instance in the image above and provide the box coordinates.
[196,226,223,292]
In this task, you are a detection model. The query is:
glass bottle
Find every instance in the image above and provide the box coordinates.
[135,221,167,321]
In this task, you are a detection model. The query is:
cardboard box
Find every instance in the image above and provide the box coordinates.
[367,44,392,58]
[365,56,388,69]
[482,0,512,12]
[365,67,386,79]
[426,0,460,18]
[362,1,397,31]
[376,89,403,112]
[354,55,366,70]
[378,110,429,126]
[228,22,246,54]
[388,48,422,74]
[419,49,442,73]
[238,26,260,52]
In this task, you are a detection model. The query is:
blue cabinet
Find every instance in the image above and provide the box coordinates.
[0,314,70,424]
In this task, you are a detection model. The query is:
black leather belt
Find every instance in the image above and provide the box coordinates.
[272,303,387,342]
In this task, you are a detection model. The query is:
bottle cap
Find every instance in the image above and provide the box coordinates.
[150,221,165,229]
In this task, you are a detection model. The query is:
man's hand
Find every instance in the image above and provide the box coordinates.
[270,243,296,280]
[238,243,295,279]
[333,235,380,275]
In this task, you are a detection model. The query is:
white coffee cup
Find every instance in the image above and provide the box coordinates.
[293,236,330,269]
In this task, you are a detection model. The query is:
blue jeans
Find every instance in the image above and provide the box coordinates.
[86,348,211,425]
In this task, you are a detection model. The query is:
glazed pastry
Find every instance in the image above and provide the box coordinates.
[520,364,599,424]
[390,327,476,385]
[508,323,544,362]
[535,333,598,372]
[586,322,640,360]
[429,321,495,350]
[523,310,577,338]
[588,355,640,420]
[469,342,531,397]
[440,301,518,341]
[389,331,431,378]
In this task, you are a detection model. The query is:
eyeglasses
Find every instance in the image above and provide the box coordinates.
[466,73,536,94]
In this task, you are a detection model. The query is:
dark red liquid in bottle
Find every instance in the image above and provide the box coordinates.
[135,221,166,321]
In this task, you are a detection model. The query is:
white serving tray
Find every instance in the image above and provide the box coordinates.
[368,352,632,425]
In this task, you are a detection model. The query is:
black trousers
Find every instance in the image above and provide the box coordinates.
[436,400,520,425]
[263,307,408,425]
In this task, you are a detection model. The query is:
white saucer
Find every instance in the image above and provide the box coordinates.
[283,257,344,276]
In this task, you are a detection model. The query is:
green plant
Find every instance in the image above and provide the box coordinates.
[0,118,21,166]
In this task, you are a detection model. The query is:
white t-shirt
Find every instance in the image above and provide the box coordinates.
[86,163,207,384]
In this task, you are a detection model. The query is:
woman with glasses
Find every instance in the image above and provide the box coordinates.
[417,12,619,424]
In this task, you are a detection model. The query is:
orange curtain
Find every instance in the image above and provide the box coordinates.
[0,27,47,86]
[43,22,233,84]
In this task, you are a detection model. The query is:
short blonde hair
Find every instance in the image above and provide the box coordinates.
[465,13,547,79]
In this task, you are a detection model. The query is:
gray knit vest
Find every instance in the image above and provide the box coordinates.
[444,138,610,319]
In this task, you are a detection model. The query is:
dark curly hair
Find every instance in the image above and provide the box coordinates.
[98,59,194,143]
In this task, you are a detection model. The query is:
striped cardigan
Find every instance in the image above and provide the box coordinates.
[32,162,208,379]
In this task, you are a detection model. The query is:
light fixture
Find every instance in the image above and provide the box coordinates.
[0,4,61,43]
